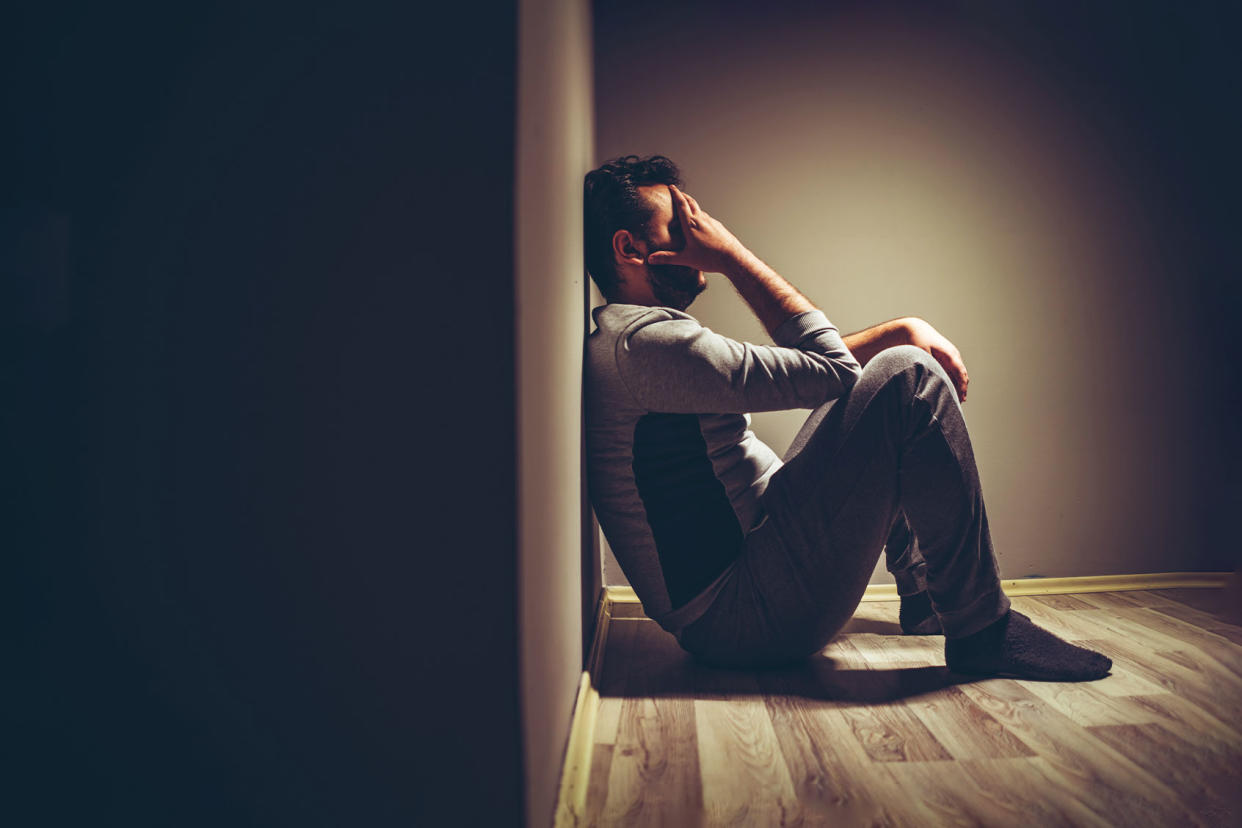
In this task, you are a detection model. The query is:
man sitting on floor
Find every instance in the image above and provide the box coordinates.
[583,154,1111,681]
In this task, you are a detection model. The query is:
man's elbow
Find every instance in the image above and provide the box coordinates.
[839,358,863,392]
[801,358,860,407]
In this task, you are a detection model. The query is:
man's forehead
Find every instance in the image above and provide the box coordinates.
[637,184,673,218]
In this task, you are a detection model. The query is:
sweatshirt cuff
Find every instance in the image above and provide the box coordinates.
[772,310,836,348]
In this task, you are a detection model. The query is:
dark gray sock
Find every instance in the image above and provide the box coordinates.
[945,609,1112,681]
[899,591,943,635]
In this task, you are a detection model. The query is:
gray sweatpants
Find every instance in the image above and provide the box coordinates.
[676,345,1011,667]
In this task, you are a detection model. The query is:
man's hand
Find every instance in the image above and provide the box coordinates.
[645,185,750,276]
[906,318,969,402]
[648,185,819,337]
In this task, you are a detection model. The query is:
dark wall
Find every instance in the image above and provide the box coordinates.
[932,0,1242,561]
[948,2,1242,544]
[6,2,523,825]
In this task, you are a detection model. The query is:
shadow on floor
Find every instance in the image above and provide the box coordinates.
[838,616,904,635]
[602,618,975,702]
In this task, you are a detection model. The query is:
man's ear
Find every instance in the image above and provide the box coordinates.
[612,229,645,268]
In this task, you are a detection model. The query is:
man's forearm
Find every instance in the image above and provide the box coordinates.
[722,249,818,338]
[842,317,915,366]
[721,249,916,368]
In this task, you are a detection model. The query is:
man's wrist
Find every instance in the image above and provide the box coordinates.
[843,316,922,367]
[720,245,763,281]
[900,317,928,344]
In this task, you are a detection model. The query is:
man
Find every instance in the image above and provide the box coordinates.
[583,155,1111,681]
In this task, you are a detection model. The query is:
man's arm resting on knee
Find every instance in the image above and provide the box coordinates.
[844,317,970,402]
[842,318,915,366]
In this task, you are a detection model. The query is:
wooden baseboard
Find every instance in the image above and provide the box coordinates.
[604,571,1230,607]
[552,570,1229,825]
[553,587,612,826]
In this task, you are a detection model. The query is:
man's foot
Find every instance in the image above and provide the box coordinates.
[899,591,943,635]
[945,609,1112,681]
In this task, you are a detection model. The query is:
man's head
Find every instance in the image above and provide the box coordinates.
[584,155,707,310]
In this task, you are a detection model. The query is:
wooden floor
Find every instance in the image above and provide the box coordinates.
[577,588,1242,826]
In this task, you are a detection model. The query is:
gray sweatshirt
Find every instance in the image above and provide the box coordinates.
[585,303,862,637]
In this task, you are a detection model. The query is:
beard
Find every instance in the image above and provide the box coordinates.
[645,262,706,311]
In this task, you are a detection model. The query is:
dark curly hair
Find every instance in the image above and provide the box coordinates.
[583,155,683,299]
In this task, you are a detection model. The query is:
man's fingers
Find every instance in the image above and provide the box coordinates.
[945,357,968,402]
[670,185,700,220]
[669,184,690,212]
[931,345,969,402]
[951,352,969,401]
[666,185,695,231]
[646,249,682,265]
[954,364,969,402]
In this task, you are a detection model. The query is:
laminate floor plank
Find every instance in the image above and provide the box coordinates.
[577,588,1239,826]
[1034,592,1097,611]
[884,757,1111,828]
[833,633,889,664]
[1153,587,1240,618]
[582,743,614,827]
[601,696,703,827]
[1024,598,1123,641]
[839,601,902,635]
[1127,692,1242,750]
[903,684,1037,760]
[1081,637,1242,724]
[1072,590,1143,609]
[598,618,639,696]
[594,696,622,746]
[1119,589,1183,607]
[694,699,799,826]
[758,692,911,826]
[959,680,1204,826]
[1150,602,1242,647]
[876,759,996,827]
[871,632,944,666]
[820,635,877,670]
[691,660,762,700]
[1087,722,1242,825]
[1109,607,1242,679]
[625,619,698,697]
[1015,680,1164,727]
[1074,606,1227,658]
[1007,595,1068,627]
[960,756,1115,827]
[838,701,954,763]
[1061,640,1169,698]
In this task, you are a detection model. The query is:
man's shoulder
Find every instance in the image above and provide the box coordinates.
[592,304,705,355]
[587,304,707,402]
[592,302,698,334]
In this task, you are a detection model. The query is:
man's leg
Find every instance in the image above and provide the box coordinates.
[884,514,943,634]
[786,406,939,634]
[754,345,1110,680]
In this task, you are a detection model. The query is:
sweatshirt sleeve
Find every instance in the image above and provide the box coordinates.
[614,309,862,414]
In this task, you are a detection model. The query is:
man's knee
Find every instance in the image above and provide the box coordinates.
[864,344,942,380]
[859,345,955,402]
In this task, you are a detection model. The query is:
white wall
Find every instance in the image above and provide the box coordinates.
[597,5,1221,586]
[516,0,594,824]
